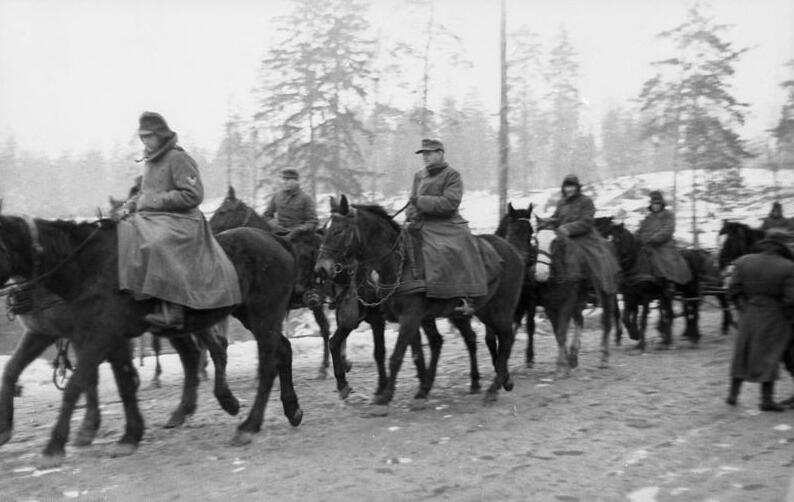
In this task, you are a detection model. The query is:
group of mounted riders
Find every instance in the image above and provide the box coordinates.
[115,111,794,414]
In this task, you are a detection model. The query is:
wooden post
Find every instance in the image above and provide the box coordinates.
[497,0,509,223]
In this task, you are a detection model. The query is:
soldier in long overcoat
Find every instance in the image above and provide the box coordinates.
[118,112,241,329]
[544,175,619,295]
[634,190,691,285]
[727,229,794,411]
[406,139,488,315]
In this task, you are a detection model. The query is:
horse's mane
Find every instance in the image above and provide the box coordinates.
[351,204,402,233]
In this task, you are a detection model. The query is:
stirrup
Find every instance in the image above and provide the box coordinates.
[453,298,475,317]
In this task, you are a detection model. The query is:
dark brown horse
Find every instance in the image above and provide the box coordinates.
[315,196,524,404]
[499,204,615,375]
[0,211,301,466]
[717,220,765,333]
[209,186,341,378]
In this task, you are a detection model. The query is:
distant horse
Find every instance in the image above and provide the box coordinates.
[316,195,524,404]
[499,204,614,375]
[209,186,343,378]
[0,212,301,465]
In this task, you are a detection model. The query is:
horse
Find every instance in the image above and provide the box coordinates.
[499,205,614,375]
[315,195,524,404]
[209,186,342,378]
[0,211,301,465]
[717,220,765,333]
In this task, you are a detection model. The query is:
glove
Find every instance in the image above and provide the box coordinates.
[556,226,570,238]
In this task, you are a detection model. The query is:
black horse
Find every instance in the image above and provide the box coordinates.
[499,204,615,375]
[717,220,765,333]
[0,211,301,466]
[316,196,524,404]
[209,186,340,378]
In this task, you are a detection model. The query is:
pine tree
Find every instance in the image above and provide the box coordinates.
[546,28,583,184]
[254,0,375,199]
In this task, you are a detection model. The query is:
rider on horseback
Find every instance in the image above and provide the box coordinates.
[761,202,790,232]
[118,112,241,329]
[634,190,692,286]
[263,169,319,237]
[406,139,487,316]
[540,174,618,295]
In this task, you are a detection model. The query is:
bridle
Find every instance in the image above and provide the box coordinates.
[319,209,407,308]
[1,216,102,318]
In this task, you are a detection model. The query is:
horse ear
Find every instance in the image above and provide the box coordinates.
[340,195,349,215]
[507,202,516,218]
[528,202,534,216]
[227,186,236,200]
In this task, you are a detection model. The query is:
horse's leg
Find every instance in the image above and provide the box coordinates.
[0,332,55,447]
[599,292,613,368]
[409,328,429,400]
[197,321,239,416]
[450,316,481,394]
[524,293,538,368]
[375,311,422,406]
[149,333,162,389]
[72,370,101,447]
[613,294,622,346]
[658,289,673,347]
[105,340,144,458]
[163,335,201,428]
[416,320,443,399]
[368,313,388,397]
[276,335,303,427]
[329,314,358,399]
[568,303,584,369]
[311,304,337,379]
[42,338,112,465]
[479,313,515,402]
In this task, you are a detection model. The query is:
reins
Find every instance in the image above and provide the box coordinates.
[1,217,103,318]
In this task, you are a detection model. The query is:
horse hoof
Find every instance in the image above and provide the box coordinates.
[72,428,97,447]
[230,431,254,447]
[414,388,429,400]
[372,394,391,406]
[483,391,498,405]
[219,394,240,416]
[503,376,514,392]
[0,427,12,446]
[109,442,137,458]
[37,452,65,469]
[525,361,534,369]
[164,413,187,429]
[316,368,328,380]
[568,350,579,369]
[288,407,303,427]
[469,383,482,394]
[338,385,352,400]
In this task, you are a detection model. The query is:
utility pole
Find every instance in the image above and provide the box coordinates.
[497,0,509,222]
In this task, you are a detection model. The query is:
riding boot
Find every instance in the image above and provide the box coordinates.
[725,377,742,406]
[759,381,784,412]
[144,301,185,330]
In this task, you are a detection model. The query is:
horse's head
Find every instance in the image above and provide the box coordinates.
[315,195,360,279]
[499,202,534,260]
[594,216,614,239]
[209,186,269,234]
[718,220,763,269]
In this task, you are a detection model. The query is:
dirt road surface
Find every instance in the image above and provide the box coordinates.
[1,307,793,502]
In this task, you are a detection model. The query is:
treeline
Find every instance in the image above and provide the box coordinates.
[1,1,793,217]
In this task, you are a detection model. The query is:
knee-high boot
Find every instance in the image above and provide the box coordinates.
[760,381,784,412]
[726,377,742,406]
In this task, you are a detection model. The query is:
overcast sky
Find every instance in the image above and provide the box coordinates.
[0,0,791,158]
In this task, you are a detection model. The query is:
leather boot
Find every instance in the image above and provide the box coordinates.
[725,378,742,406]
[144,301,185,330]
[760,381,784,412]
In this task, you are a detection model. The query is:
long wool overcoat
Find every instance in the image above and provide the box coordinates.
[118,135,241,309]
[406,162,488,299]
[549,192,619,294]
[635,208,692,285]
[728,246,794,382]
